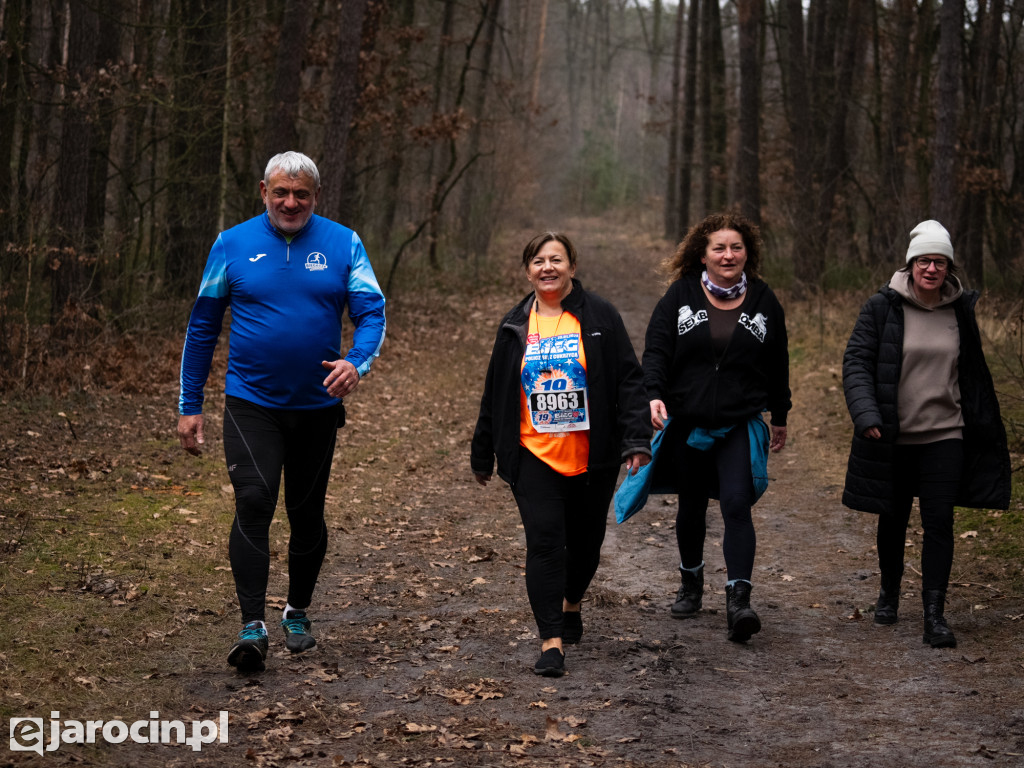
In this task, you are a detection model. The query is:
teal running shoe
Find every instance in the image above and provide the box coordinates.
[227,621,269,671]
[281,611,316,653]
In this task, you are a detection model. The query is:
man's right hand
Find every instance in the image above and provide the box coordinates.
[178,414,205,456]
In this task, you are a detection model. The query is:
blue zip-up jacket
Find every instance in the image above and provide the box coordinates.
[178,212,386,414]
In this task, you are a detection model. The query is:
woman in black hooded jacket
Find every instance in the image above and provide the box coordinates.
[643,212,791,643]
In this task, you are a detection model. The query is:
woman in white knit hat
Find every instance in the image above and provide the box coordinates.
[841,220,1010,648]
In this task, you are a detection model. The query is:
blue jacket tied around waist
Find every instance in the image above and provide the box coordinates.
[614,415,770,524]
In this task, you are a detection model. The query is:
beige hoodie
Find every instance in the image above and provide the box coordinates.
[889,270,965,445]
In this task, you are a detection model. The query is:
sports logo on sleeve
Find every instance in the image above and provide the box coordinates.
[305,252,328,271]
[677,304,708,335]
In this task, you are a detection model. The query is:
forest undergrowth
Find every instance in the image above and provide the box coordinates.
[1,215,1023,767]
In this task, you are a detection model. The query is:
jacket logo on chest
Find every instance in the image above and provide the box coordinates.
[677,304,708,336]
[305,252,328,271]
[739,312,767,342]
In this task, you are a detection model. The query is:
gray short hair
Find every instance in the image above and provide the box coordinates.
[264,151,321,188]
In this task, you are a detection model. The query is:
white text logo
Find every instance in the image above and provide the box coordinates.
[9,711,228,755]
[305,252,328,271]
[739,311,768,342]
[677,304,708,335]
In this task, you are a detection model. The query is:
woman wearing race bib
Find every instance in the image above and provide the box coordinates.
[471,232,651,677]
[643,212,790,643]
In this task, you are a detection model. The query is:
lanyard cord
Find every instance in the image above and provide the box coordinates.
[531,301,566,374]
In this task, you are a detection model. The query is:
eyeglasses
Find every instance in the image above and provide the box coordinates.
[913,257,949,271]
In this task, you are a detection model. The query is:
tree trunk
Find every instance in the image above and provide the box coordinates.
[164,0,228,295]
[320,0,369,223]
[807,0,866,296]
[425,0,456,268]
[50,0,100,326]
[337,0,382,224]
[956,0,1004,288]
[457,0,502,267]
[0,0,26,246]
[85,0,123,244]
[778,0,817,289]
[699,0,726,214]
[377,0,416,251]
[676,0,700,239]
[528,0,549,109]
[735,0,762,224]
[663,1,684,238]
[987,1,1024,277]
[262,0,311,159]
[869,0,915,265]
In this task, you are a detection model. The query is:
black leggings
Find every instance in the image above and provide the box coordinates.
[511,448,618,640]
[223,395,342,623]
[877,439,963,593]
[672,424,756,581]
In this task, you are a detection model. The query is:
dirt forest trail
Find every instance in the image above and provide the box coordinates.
[263,215,1022,768]
[6,215,1022,768]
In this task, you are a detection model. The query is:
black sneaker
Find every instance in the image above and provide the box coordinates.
[227,621,269,671]
[281,611,316,653]
[562,611,583,645]
[533,648,565,677]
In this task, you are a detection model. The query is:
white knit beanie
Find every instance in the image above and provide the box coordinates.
[906,220,954,263]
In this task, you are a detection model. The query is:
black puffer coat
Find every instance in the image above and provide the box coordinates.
[842,284,1010,514]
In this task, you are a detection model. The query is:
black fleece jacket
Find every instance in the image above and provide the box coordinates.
[642,273,791,432]
[842,283,1010,513]
[471,279,652,486]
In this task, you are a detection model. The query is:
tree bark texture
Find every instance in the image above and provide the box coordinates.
[736,0,763,225]
[320,0,370,223]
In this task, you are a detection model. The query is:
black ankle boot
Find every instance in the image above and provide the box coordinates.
[922,589,956,648]
[671,565,704,619]
[726,581,761,643]
[874,570,903,625]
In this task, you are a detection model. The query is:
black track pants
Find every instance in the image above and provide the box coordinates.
[223,395,342,623]
[511,448,618,640]
[672,424,757,581]
[877,439,963,593]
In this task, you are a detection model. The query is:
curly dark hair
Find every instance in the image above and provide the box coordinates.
[521,232,579,269]
[666,212,762,282]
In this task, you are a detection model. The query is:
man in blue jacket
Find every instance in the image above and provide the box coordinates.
[177,151,386,672]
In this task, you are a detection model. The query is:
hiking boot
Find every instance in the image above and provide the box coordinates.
[281,610,316,653]
[533,647,566,677]
[874,569,902,625]
[671,564,704,619]
[562,611,583,645]
[922,589,956,648]
[726,581,761,643]
[227,621,269,671]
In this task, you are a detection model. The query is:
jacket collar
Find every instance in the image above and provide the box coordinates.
[262,212,317,242]
[512,277,585,323]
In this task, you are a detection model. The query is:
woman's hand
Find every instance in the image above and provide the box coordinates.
[625,453,651,476]
[863,426,881,439]
[770,425,787,452]
[473,472,492,486]
[650,399,668,430]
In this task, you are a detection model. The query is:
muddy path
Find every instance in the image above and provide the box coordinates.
[6,216,1021,768]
